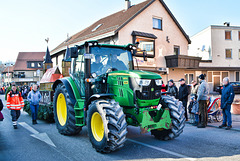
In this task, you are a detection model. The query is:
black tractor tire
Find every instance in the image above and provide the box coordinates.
[87,99,127,153]
[151,95,185,140]
[53,83,82,135]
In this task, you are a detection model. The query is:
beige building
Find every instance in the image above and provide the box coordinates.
[51,0,201,84]
[188,24,240,92]
[8,52,45,86]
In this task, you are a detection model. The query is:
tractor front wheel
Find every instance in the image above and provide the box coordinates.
[151,95,185,140]
[53,83,82,135]
[87,99,127,153]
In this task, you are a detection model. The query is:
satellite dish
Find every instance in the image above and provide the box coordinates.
[202,45,205,52]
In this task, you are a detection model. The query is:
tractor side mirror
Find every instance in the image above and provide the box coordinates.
[143,51,147,61]
[70,47,78,58]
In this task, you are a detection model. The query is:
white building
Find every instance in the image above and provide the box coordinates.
[188,24,240,92]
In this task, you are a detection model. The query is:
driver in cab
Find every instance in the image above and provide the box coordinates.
[91,55,103,73]
[108,53,127,70]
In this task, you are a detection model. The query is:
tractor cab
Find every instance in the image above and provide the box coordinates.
[69,41,136,99]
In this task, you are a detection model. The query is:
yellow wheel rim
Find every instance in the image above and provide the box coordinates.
[91,112,104,142]
[57,93,67,126]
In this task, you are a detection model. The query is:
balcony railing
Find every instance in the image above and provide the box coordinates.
[165,55,201,69]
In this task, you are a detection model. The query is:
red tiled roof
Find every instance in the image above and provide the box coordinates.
[40,66,62,83]
[14,52,45,71]
[51,0,191,54]
[51,0,153,53]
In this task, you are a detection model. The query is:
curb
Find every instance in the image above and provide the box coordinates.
[207,124,240,132]
[186,122,240,132]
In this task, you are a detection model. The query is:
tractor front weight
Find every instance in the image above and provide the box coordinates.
[124,107,172,133]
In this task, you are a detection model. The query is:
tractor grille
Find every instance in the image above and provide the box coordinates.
[135,79,162,100]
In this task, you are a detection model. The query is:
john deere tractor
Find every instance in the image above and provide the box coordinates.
[52,41,185,153]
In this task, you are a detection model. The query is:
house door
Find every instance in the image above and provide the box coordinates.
[213,76,220,91]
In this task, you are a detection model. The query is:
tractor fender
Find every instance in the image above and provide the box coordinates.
[52,78,77,105]
[87,93,115,108]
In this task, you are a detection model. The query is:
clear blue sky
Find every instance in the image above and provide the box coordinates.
[0,0,239,63]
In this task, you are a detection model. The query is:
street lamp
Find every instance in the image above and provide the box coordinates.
[4,63,13,85]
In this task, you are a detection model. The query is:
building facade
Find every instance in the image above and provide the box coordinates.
[9,52,45,86]
[188,24,240,92]
[51,0,201,84]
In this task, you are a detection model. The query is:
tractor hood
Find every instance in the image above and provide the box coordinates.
[108,70,162,79]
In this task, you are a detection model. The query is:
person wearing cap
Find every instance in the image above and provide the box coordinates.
[167,79,178,99]
[197,74,209,128]
[219,77,235,130]
[179,78,189,121]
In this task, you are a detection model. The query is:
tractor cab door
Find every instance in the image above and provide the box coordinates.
[71,49,85,98]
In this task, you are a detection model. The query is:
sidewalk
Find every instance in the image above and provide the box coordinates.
[207,114,240,132]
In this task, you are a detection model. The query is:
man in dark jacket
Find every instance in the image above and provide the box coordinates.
[168,79,178,99]
[219,77,235,130]
[179,78,188,121]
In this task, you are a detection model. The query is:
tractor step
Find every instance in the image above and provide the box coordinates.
[74,99,85,126]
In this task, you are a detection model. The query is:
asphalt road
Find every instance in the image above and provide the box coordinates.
[0,95,240,161]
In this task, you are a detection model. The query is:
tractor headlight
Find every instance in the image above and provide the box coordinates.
[135,78,151,86]
[155,79,162,86]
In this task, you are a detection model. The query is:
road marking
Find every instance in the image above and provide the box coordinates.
[19,122,39,134]
[128,139,196,161]
[19,122,56,147]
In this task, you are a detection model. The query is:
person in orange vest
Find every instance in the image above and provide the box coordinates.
[6,84,24,129]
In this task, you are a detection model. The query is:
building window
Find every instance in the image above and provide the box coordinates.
[38,62,42,68]
[208,72,212,82]
[236,72,240,82]
[56,56,58,65]
[153,18,162,30]
[135,37,155,58]
[31,62,35,67]
[239,49,240,59]
[185,74,194,84]
[225,31,231,40]
[225,49,232,59]
[174,46,180,55]
[222,72,228,79]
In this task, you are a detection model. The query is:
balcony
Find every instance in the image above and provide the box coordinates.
[165,55,201,69]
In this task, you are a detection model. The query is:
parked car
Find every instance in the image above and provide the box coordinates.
[216,82,240,94]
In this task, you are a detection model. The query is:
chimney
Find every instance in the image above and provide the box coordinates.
[224,22,230,27]
[125,0,131,10]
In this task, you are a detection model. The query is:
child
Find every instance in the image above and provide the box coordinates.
[191,95,199,126]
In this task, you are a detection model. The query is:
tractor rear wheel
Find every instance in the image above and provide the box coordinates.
[151,95,185,140]
[87,99,127,153]
[53,83,82,135]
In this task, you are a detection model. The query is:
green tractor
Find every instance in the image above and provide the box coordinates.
[52,41,185,153]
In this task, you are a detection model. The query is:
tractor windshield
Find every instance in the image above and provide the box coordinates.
[90,46,133,75]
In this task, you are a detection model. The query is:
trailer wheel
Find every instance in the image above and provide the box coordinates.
[87,99,127,153]
[53,83,82,135]
[151,95,185,140]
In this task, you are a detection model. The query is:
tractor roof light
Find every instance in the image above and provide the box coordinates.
[135,78,151,86]
[155,79,162,86]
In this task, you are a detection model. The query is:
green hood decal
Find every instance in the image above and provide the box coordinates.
[108,70,162,79]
